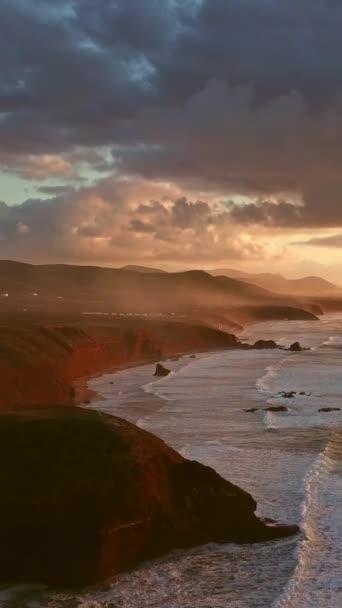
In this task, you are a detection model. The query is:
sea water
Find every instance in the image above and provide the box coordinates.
[3,314,342,607]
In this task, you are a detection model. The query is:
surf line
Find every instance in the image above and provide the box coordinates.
[274,435,335,608]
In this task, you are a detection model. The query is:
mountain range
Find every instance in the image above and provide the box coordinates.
[210,268,341,295]
[1,260,338,329]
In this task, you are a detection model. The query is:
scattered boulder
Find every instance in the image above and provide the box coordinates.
[171,356,180,361]
[278,391,296,399]
[252,340,278,350]
[264,406,288,412]
[190,354,197,359]
[318,407,340,413]
[153,363,171,377]
[0,408,299,587]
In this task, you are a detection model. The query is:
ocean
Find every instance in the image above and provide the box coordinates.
[2,314,342,607]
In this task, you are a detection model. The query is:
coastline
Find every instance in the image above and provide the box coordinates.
[0,319,238,410]
[74,348,219,407]
[2,315,341,605]
[77,314,310,410]
[74,315,320,410]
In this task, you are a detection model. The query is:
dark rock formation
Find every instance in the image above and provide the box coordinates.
[288,342,303,352]
[264,406,288,412]
[190,354,197,358]
[0,408,298,588]
[277,391,296,399]
[252,340,278,350]
[154,363,171,377]
[244,408,259,413]
[318,407,340,412]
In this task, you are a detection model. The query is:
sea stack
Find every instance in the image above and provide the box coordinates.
[154,363,171,377]
[288,342,303,351]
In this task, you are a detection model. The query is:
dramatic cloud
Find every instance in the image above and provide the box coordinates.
[2,0,342,268]
[0,153,75,180]
[0,177,281,265]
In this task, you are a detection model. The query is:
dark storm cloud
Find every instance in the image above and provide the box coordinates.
[228,200,304,228]
[2,1,342,229]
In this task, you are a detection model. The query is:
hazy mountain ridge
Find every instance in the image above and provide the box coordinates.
[0,261,276,304]
[0,260,321,327]
[210,268,341,295]
[120,265,166,273]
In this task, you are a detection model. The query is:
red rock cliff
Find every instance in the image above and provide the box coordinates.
[0,319,238,409]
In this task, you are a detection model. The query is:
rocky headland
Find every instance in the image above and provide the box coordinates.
[0,407,299,588]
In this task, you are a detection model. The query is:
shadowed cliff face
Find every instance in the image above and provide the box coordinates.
[0,408,298,587]
[0,318,238,409]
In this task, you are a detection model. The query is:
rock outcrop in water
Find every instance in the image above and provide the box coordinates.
[153,363,171,377]
[277,391,296,399]
[251,339,278,349]
[0,408,298,588]
[265,405,288,412]
[288,342,304,351]
[318,407,340,412]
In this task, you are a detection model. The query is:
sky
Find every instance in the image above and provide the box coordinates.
[2,0,342,280]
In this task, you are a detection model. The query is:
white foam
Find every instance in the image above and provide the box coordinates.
[275,433,342,608]
[321,335,342,348]
[256,364,281,392]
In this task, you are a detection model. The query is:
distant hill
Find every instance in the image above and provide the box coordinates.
[120,265,166,274]
[0,261,273,306]
[0,260,319,326]
[210,268,341,295]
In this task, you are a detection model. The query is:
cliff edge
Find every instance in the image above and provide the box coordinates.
[0,317,238,409]
[0,408,298,587]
